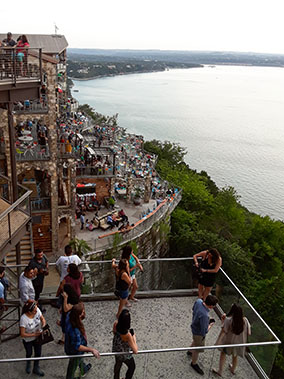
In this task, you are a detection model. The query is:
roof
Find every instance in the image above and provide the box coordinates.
[0,33,68,54]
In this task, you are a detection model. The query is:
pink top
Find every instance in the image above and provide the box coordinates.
[64,272,83,297]
[17,41,29,55]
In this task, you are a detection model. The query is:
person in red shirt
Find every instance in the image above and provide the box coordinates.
[16,35,29,76]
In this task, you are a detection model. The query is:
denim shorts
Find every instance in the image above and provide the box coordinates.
[119,289,129,299]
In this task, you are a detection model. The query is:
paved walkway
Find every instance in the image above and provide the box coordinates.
[0,297,258,379]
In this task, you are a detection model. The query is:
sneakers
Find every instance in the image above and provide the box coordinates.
[25,361,31,374]
[191,363,204,375]
[82,363,92,377]
[33,366,45,376]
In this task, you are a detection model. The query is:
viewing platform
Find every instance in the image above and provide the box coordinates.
[0,259,279,378]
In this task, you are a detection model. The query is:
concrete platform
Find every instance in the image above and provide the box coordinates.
[0,296,258,379]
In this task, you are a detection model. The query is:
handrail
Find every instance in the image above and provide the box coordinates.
[220,267,281,344]
[0,341,280,364]
[0,189,32,222]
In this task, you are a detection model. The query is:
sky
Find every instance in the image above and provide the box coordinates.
[2,0,284,54]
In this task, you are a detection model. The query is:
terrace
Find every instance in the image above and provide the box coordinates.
[0,258,280,378]
[0,47,42,99]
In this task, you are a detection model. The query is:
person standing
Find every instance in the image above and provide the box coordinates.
[20,300,46,376]
[56,264,84,298]
[112,309,138,379]
[28,249,49,301]
[193,248,222,300]
[121,245,143,302]
[112,259,131,319]
[188,295,218,375]
[65,302,100,378]
[80,213,85,230]
[19,267,36,306]
[213,304,251,377]
[2,32,16,76]
[56,245,82,282]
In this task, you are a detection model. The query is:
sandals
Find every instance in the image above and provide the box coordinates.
[229,364,235,375]
[212,369,222,377]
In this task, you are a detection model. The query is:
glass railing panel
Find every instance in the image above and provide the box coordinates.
[215,269,278,376]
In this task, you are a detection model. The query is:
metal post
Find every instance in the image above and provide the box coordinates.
[7,102,18,202]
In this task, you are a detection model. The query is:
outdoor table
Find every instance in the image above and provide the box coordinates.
[22,130,32,135]
[18,136,33,142]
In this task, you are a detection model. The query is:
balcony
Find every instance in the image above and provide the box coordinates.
[0,48,42,102]
[0,258,280,378]
[30,197,51,212]
[76,165,115,177]
[13,96,48,114]
[0,175,32,259]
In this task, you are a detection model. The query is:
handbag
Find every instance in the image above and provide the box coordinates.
[35,324,54,346]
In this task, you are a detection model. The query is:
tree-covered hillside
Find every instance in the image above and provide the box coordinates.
[144,140,284,378]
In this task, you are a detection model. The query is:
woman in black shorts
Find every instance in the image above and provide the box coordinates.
[193,248,222,299]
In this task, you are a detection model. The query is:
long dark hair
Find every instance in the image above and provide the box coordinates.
[207,248,221,265]
[69,302,85,336]
[118,259,128,277]
[21,35,28,44]
[121,245,132,260]
[227,303,244,335]
[63,284,79,304]
[68,263,80,280]
[116,309,131,335]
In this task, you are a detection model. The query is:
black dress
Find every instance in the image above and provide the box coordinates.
[199,255,217,287]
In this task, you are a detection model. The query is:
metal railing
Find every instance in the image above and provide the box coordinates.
[16,143,50,161]
[57,143,79,158]
[30,197,51,211]
[0,47,42,84]
[0,175,32,255]
[76,165,115,177]
[13,97,48,114]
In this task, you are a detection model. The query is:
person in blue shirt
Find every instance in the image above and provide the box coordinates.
[188,295,218,375]
[65,302,99,379]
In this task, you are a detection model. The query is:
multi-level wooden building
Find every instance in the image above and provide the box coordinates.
[0,34,77,263]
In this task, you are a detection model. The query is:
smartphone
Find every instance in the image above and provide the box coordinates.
[209,318,215,324]
[129,328,134,336]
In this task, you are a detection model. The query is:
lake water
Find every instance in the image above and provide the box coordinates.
[72,66,284,220]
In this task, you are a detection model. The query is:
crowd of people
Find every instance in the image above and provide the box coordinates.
[0,243,252,378]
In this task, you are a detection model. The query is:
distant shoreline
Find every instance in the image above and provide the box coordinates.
[69,63,284,83]
[69,66,203,82]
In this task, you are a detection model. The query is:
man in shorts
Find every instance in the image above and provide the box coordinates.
[188,295,218,375]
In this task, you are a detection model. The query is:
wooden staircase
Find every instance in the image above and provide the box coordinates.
[5,230,33,268]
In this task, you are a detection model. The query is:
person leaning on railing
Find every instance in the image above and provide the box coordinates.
[212,304,251,377]
[16,35,29,76]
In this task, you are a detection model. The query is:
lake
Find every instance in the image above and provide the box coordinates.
[72,66,284,220]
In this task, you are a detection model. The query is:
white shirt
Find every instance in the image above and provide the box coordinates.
[19,272,35,306]
[20,308,42,342]
[0,281,4,300]
[56,255,82,281]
